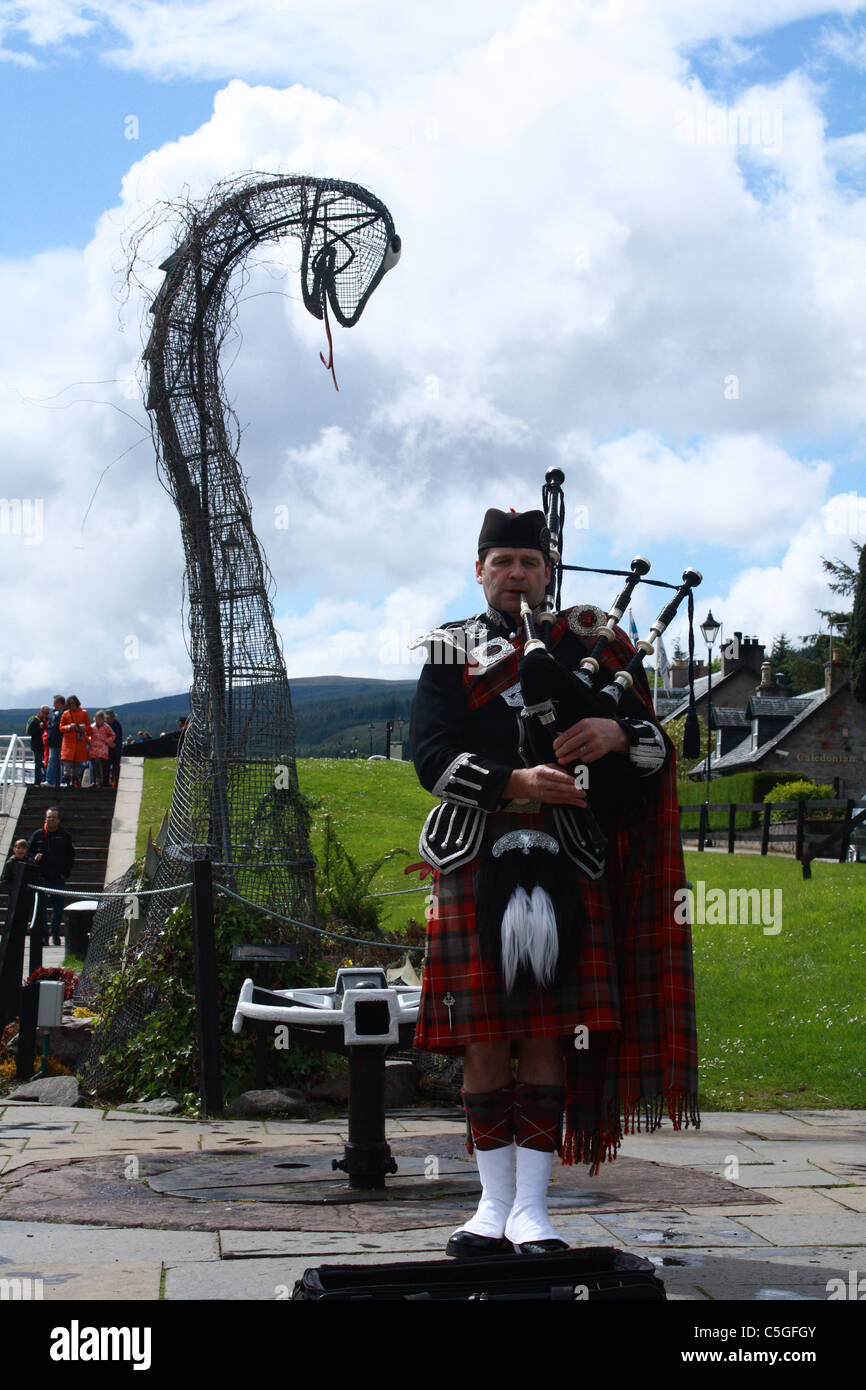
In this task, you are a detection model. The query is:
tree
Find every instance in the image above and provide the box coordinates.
[664,714,704,781]
[851,541,866,704]
[803,541,864,651]
[768,633,822,696]
[793,542,863,690]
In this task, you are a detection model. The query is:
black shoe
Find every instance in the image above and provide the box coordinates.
[511,1238,570,1255]
[51,936,62,946]
[445,1231,514,1259]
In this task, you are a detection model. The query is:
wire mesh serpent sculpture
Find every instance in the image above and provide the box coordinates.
[140,172,400,932]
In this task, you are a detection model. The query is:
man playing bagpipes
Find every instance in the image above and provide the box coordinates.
[409,498,700,1257]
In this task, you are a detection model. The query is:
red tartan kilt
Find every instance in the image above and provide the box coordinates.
[413,808,623,1053]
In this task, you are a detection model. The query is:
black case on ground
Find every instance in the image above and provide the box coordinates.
[291,1246,666,1301]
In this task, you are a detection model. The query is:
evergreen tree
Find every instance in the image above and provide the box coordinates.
[851,541,866,704]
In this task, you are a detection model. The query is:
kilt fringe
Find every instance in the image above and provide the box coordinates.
[561,1089,702,1175]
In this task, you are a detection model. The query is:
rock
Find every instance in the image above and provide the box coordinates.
[43,1018,95,1067]
[384,1059,419,1107]
[225,1089,308,1119]
[117,1098,181,1115]
[309,1075,350,1104]
[310,1061,419,1109]
[11,1075,81,1106]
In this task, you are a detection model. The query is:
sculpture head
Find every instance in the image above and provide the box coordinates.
[300,178,401,328]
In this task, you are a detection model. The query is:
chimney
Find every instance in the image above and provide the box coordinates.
[825,655,850,697]
[670,657,707,689]
[757,662,781,696]
[721,632,765,676]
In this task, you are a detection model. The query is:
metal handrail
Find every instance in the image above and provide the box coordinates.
[0,734,33,815]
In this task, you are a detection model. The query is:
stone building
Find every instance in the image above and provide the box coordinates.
[675,655,866,801]
[657,632,767,722]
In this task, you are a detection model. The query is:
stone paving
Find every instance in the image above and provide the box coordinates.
[0,1100,864,1300]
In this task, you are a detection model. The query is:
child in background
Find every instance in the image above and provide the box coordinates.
[87,711,116,789]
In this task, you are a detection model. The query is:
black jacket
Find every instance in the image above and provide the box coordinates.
[1,854,38,928]
[410,609,667,827]
[46,709,64,751]
[27,825,75,882]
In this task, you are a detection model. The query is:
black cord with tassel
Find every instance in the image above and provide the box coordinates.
[682,588,702,758]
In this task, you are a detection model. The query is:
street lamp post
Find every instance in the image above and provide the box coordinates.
[700,609,721,850]
[368,722,375,756]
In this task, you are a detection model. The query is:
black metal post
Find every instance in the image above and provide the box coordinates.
[727,803,736,855]
[840,798,854,863]
[15,895,44,1081]
[795,799,806,862]
[704,640,715,847]
[332,1046,397,1189]
[191,858,224,1117]
[761,803,772,856]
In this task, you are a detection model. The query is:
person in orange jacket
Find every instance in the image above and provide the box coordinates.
[59,696,91,788]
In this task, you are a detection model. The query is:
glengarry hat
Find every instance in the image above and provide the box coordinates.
[477,508,550,560]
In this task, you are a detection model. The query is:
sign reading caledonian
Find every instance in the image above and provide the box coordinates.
[793,752,864,763]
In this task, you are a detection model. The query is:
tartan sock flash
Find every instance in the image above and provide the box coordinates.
[505,1082,567,1247]
[462,1083,515,1151]
[513,1081,565,1152]
[453,1084,516,1241]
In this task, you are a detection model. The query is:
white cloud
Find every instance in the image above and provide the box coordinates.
[3,3,866,705]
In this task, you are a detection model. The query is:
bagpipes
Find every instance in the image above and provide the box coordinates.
[517,466,702,814]
[478,468,702,990]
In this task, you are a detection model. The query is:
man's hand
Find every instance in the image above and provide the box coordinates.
[552,717,628,766]
[505,764,588,806]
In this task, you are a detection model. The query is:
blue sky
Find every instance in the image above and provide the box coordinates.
[2,1,866,704]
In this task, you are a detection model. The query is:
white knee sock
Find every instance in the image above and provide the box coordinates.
[504,1145,563,1245]
[453,1143,516,1239]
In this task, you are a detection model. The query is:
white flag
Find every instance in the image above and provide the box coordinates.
[657,633,672,691]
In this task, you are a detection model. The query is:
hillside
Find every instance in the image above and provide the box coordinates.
[0,675,420,753]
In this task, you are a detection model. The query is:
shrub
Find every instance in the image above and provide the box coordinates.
[678,770,801,830]
[26,966,79,999]
[763,779,839,823]
[316,812,410,942]
[90,898,338,1109]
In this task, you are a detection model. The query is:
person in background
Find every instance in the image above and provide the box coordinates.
[28,807,75,947]
[25,706,49,786]
[0,839,37,1026]
[44,695,66,788]
[105,709,122,788]
[59,696,91,788]
[88,711,116,788]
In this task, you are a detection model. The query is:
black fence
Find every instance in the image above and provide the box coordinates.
[679,798,866,865]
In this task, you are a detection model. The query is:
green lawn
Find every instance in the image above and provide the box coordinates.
[135,759,866,1110]
[135,758,179,859]
[300,759,436,936]
[684,850,865,1111]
